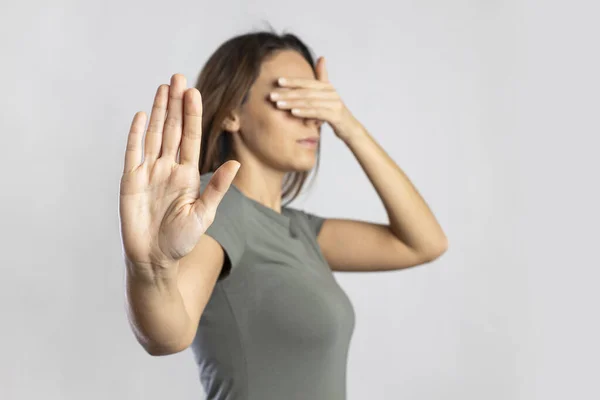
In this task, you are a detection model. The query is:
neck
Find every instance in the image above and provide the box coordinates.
[230,157,286,214]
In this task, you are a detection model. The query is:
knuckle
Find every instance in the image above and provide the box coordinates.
[182,127,201,140]
[164,116,180,129]
[147,121,162,133]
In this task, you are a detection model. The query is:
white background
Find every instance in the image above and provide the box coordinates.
[1,0,598,399]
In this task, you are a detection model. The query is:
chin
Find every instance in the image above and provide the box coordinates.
[292,156,318,172]
[282,161,314,173]
[293,165,315,173]
[276,149,317,173]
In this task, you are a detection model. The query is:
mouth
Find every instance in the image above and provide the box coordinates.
[296,137,319,144]
[296,137,319,149]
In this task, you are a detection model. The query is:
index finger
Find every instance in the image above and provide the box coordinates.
[179,88,203,166]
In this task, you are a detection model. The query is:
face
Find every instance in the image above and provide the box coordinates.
[230,50,322,173]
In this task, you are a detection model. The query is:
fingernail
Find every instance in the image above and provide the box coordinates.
[278,77,286,85]
[269,92,279,100]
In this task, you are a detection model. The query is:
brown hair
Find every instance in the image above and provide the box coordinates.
[194,29,321,206]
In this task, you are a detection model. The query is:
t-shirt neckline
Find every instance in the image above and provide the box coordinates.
[229,182,292,230]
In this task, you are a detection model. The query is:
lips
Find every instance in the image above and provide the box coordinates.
[297,137,319,143]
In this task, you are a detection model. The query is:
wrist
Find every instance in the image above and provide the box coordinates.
[125,257,180,286]
[341,124,369,147]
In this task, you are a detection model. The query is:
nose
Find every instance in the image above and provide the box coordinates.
[305,118,323,130]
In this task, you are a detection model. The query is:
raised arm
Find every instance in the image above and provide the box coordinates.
[119,73,239,355]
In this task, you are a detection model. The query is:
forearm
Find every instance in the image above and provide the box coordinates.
[343,125,448,255]
[125,259,192,356]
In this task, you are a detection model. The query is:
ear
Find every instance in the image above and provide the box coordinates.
[221,109,241,133]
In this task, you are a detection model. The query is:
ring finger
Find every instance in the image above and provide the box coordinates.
[143,84,169,164]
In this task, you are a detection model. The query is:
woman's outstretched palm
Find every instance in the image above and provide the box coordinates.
[119,74,239,270]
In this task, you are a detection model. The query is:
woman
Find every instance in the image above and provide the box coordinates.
[119,30,448,399]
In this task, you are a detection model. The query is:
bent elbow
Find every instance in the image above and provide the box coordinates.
[143,340,191,357]
[428,240,449,261]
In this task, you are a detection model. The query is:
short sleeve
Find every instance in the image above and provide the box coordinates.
[294,209,326,237]
[200,173,247,279]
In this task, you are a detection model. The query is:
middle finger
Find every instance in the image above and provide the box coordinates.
[161,74,187,161]
[269,88,337,101]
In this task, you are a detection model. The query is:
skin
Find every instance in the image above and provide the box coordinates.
[222,49,324,211]
[221,49,449,272]
[120,49,449,356]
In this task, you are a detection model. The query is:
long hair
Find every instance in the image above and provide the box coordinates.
[194,29,320,206]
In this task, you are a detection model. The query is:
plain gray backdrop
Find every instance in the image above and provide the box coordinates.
[2,0,599,399]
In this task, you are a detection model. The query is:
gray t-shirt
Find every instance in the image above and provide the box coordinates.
[191,172,356,400]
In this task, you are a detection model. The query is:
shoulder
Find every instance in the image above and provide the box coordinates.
[285,207,326,237]
[286,206,325,222]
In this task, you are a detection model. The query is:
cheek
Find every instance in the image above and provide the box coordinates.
[258,104,300,142]
[242,107,288,154]
[242,99,308,163]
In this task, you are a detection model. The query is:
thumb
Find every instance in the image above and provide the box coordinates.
[316,56,329,83]
[194,160,241,224]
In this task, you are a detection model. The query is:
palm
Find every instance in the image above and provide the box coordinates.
[120,160,202,265]
[119,74,239,269]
